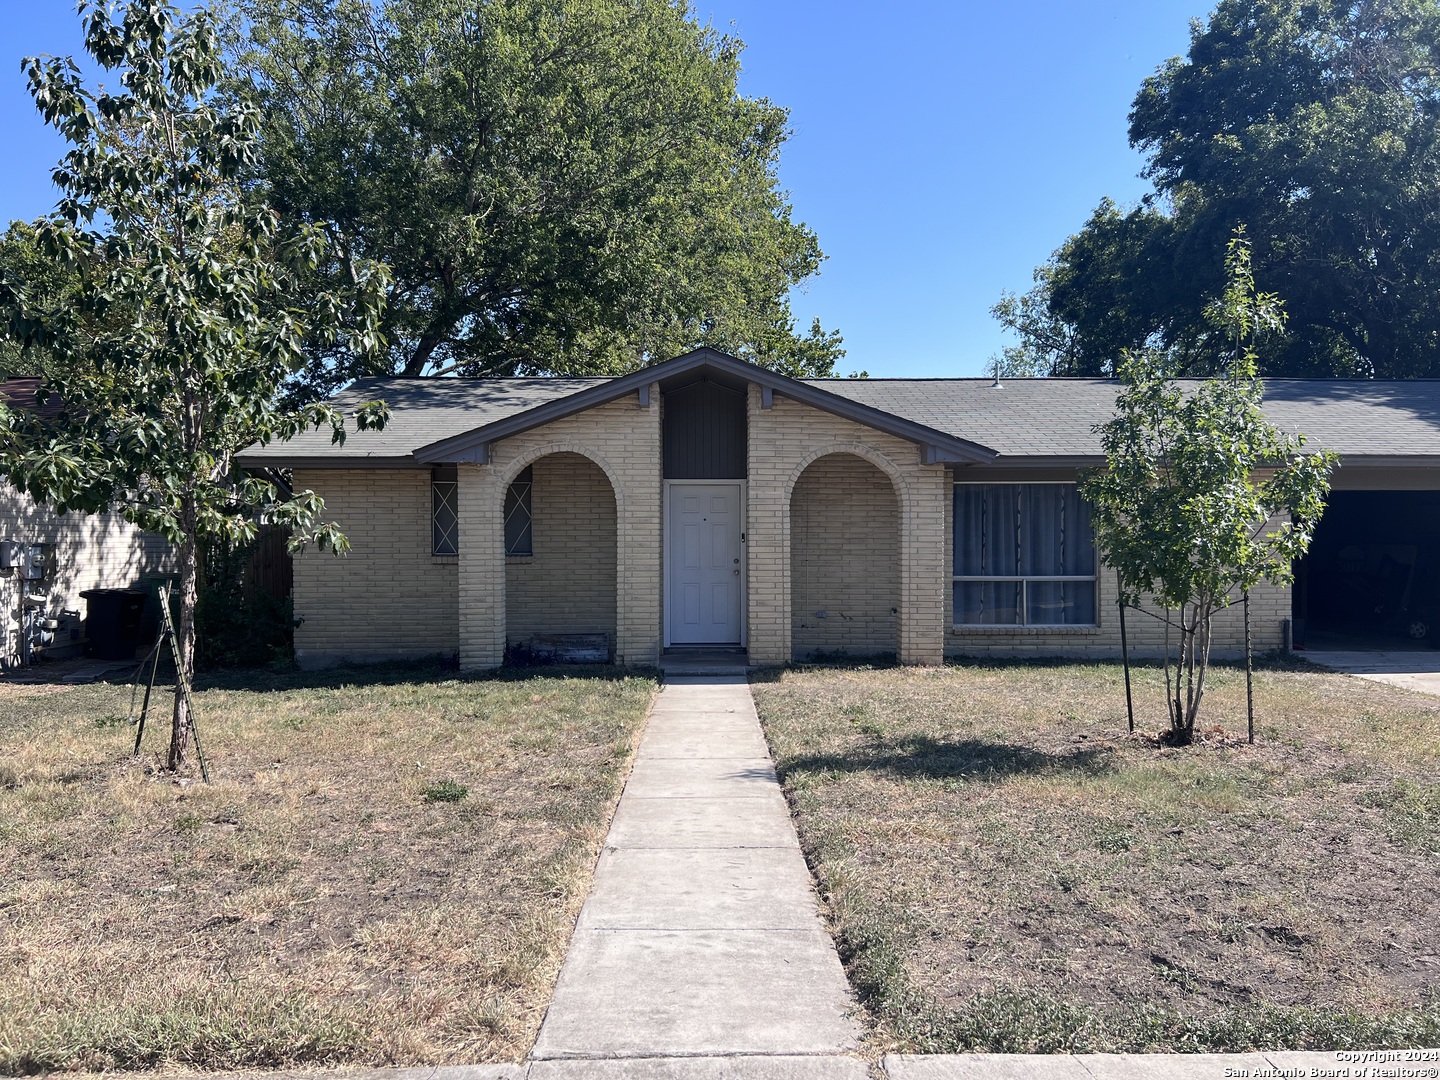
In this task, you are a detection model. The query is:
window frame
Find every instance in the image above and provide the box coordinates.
[504,466,533,557]
[951,481,1100,628]
[431,465,459,557]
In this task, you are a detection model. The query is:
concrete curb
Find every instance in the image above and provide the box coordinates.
[122,1051,1440,1080]
[884,1050,1439,1078]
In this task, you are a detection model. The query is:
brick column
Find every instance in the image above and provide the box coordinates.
[746,385,791,664]
[899,465,948,665]
[458,462,505,670]
[615,383,662,665]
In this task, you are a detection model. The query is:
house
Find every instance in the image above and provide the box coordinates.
[236,349,1440,670]
[0,378,172,665]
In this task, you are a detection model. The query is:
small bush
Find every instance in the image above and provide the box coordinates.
[421,780,469,804]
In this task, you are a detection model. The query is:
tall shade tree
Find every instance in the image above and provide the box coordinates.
[1079,234,1335,743]
[0,0,388,768]
[223,0,842,398]
[999,0,1440,379]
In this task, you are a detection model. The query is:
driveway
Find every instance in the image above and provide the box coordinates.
[1304,648,1440,695]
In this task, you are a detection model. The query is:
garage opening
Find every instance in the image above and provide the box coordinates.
[1294,490,1440,649]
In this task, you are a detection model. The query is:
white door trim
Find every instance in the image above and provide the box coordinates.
[663,479,747,649]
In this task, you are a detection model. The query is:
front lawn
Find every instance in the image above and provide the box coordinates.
[0,662,656,1073]
[752,659,1440,1054]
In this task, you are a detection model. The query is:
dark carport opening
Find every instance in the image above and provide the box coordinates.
[1294,490,1440,650]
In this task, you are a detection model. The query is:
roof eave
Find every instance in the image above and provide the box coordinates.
[1333,454,1440,468]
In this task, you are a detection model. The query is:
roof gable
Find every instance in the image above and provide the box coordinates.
[410,348,998,465]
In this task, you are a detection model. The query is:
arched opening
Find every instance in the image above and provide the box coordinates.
[789,453,900,661]
[504,451,618,663]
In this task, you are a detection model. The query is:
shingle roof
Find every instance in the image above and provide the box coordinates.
[237,365,1440,467]
[809,377,1440,462]
[241,376,610,464]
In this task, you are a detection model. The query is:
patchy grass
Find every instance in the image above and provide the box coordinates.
[752,658,1440,1054]
[0,661,656,1073]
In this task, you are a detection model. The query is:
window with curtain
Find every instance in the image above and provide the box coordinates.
[503,466,533,556]
[432,465,459,556]
[953,483,1097,626]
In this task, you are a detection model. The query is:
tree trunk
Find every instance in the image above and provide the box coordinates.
[167,525,199,770]
[1173,604,1196,745]
[1185,606,1213,734]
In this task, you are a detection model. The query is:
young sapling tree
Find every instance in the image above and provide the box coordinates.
[0,0,388,768]
[1080,231,1334,744]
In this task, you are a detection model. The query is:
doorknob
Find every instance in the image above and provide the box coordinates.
[733,569,740,575]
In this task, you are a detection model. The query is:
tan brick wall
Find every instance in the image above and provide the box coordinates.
[791,454,900,657]
[291,469,459,667]
[0,484,172,664]
[943,475,1291,658]
[291,383,1304,671]
[747,388,949,665]
[458,390,661,670]
[506,452,617,646]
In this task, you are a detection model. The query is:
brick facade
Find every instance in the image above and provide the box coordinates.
[943,485,1290,659]
[747,386,949,665]
[506,452,618,648]
[291,469,459,667]
[790,453,900,658]
[289,382,1295,669]
[456,390,662,670]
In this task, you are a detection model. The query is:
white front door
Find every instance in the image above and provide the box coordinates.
[667,482,743,645]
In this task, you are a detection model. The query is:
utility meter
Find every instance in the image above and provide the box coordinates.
[21,543,53,582]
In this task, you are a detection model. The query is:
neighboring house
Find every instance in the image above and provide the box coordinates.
[236,348,1440,670]
[0,379,172,665]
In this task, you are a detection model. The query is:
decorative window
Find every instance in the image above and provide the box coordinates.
[504,466,533,556]
[953,483,1097,626]
[432,465,459,556]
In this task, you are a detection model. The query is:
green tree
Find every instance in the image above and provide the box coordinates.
[222,0,841,398]
[1079,233,1335,743]
[1001,0,1440,379]
[0,0,388,768]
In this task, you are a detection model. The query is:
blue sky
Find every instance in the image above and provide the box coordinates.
[0,0,1208,377]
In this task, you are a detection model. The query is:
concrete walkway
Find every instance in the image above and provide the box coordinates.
[1306,648,1440,696]
[530,675,863,1076]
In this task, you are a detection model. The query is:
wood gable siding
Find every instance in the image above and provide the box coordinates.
[663,380,747,480]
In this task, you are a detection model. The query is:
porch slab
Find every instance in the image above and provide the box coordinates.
[658,653,753,677]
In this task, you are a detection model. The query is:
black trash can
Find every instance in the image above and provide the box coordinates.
[80,589,148,660]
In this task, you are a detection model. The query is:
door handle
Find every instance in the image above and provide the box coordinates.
[733,569,740,575]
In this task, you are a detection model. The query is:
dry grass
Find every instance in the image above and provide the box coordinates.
[752,657,1440,1054]
[0,661,656,1073]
